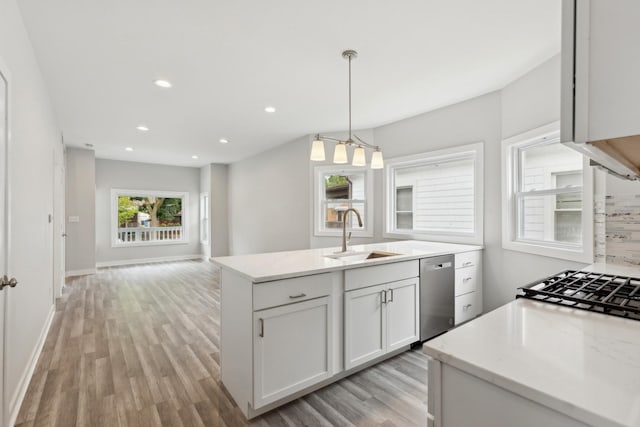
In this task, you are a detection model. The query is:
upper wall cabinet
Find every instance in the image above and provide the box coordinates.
[561,0,640,180]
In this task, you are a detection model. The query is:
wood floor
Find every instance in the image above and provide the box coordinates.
[15,260,429,427]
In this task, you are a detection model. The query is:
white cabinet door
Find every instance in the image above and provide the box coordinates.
[386,278,419,352]
[253,296,332,409]
[344,283,387,370]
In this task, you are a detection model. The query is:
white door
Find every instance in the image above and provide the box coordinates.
[387,278,420,352]
[0,60,10,427]
[344,283,387,370]
[253,296,333,409]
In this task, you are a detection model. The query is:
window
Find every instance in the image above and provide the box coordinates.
[200,192,209,244]
[384,142,484,244]
[111,189,189,247]
[314,165,373,237]
[502,122,593,262]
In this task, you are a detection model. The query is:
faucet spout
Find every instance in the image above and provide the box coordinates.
[341,208,363,253]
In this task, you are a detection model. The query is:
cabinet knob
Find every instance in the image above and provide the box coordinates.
[463,277,472,282]
[462,261,473,267]
[463,304,472,311]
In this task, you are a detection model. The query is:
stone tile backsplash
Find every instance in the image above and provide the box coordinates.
[604,194,640,266]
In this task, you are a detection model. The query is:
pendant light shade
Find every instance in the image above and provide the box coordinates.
[311,50,384,169]
[333,143,348,164]
[310,137,325,161]
[352,146,366,166]
[371,150,384,169]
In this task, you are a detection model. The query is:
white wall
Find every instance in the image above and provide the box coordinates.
[95,159,201,264]
[228,136,310,255]
[65,147,96,274]
[0,0,63,423]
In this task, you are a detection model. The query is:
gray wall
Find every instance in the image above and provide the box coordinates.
[200,163,230,258]
[210,164,229,256]
[199,165,211,259]
[95,159,201,264]
[227,54,588,310]
[0,0,64,421]
[228,136,310,255]
[65,147,96,273]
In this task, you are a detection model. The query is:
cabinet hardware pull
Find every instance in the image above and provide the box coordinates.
[463,304,472,311]
[381,289,387,304]
[463,277,472,282]
[259,318,264,337]
[462,261,472,267]
[289,293,307,299]
[0,275,18,290]
[388,288,394,302]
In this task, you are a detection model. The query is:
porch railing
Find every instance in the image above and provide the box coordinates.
[117,226,183,243]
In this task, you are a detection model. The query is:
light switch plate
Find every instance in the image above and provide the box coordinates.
[68,216,80,223]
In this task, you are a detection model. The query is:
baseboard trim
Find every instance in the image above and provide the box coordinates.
[96,254,203,268]
[65,268,97,277]
[7,305,55,427]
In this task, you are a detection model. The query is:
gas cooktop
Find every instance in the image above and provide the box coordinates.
[518,270,640,321]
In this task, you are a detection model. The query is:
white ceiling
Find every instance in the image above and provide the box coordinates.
[18,0,560,167]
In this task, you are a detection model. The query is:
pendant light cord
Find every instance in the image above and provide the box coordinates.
[348,54,352,141]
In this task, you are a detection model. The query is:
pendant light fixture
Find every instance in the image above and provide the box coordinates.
[310,50,384,169]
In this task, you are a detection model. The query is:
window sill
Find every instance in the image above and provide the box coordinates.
[383,231,482,246]
[112,240,189,248]
[502,239,593,263]
[314,230,373,238]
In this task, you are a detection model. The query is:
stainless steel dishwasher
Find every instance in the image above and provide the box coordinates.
[420,255,455,341]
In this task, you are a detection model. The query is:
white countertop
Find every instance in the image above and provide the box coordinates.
[212,240,482,283]
[423,263,640,427]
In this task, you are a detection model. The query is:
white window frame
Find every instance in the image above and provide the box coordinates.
[383,142,484,245]
[313,165,374,237]
[501,121,593,263]
[111,188,189,247]
[200,192,209,245]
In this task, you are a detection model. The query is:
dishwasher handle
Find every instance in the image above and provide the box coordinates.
[422,261,452,271]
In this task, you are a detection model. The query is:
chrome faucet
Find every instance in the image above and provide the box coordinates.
[341,208,363,253]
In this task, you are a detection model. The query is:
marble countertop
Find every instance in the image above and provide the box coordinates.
[423,263,640,427]
[212,240,482,283]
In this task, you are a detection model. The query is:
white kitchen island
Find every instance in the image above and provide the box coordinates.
[213,240,483,419]
[423,263,640,427]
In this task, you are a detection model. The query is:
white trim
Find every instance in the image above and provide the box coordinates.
[110,189,189,248]
[501,122,594,263]
[313,165,374,237]
[65,268,97,277]
[1,56,13,427]
[7,305,55,427]
[96,254,203,268]
[383,142,484,245]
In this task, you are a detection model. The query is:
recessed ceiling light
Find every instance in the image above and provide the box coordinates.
[136,125,149,132]
[125,147,134,152]
[264,106,276,113]
[153,79,172,88]
[219,138,229,144]
[192,155,198,159]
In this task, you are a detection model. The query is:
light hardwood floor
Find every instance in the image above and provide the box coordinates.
[15,260,429,427]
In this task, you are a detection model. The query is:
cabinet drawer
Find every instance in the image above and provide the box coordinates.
[253,273,334,311]
[345,260,419,291]
[455,266,478,296]
[455,251,480,269]
[455,292,480,325]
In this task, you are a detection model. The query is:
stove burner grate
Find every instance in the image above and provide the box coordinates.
[517,270,640,321]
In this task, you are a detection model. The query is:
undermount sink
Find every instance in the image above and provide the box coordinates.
[325,250,402,262]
